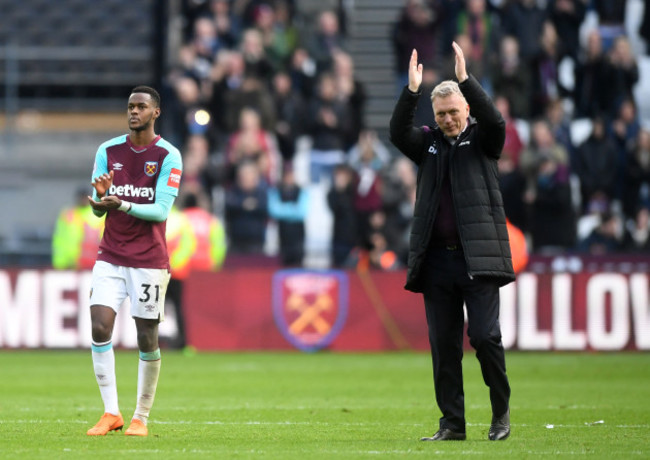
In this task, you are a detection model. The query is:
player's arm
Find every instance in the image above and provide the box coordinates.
[123,191,175,222]
[118,148,183,222]
[89,147,110,218]
[389,49,427,165]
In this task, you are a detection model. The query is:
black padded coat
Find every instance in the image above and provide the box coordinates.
[389,75,515,292]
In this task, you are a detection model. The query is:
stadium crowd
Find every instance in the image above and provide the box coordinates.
[55,0,650,273]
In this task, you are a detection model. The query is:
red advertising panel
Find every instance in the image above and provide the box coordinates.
[0,256,648,351]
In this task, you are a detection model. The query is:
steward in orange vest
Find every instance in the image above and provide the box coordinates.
[52,189,104,270]
[182,192,227,271]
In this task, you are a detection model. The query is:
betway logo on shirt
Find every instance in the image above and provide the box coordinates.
[109,184,155,201]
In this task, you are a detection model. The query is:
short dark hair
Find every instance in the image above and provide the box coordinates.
[131,85,160,107]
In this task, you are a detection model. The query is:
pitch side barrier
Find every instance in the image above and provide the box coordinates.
[0,255,649,351]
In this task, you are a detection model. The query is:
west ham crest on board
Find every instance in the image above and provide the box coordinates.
[272,269,348,352]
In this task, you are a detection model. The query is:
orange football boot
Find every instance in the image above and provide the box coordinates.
[86,412,124,435]
[124,418,148,436]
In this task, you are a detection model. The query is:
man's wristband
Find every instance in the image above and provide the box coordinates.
[118,201,132,213]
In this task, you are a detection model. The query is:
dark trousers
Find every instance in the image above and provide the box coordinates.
[421,246,510,432]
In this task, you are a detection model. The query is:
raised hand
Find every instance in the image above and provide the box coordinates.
[91,170,114,199]
[452,41,468,83]
[408,48,423,92]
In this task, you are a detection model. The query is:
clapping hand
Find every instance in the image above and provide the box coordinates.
[408,49,423,92]
[88,170,121,211]
[452,41,468,83]
[90,170,114,199]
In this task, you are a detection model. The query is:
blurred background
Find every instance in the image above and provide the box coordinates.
[1,0,649,269]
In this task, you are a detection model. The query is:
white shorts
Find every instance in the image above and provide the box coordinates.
[90,260,171,321]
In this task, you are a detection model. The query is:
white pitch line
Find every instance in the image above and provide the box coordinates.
[2,420,648,429]
[80,448,649,456]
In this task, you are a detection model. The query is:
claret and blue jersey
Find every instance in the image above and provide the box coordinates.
[91,134,183,270]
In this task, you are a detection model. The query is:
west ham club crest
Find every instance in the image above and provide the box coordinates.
[272,269,349,352]
[144,161,158,176]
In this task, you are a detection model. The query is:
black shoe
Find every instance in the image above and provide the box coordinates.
[488,409,510,441]
[421,428,466,441]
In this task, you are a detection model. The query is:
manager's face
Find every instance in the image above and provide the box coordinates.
[433,93,469,138]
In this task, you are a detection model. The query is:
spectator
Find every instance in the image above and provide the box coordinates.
[392,0,442,92]
[305,72,353,183]
[240,28,275,81]
[349,132,387,252]
[491,35,532,119]
[271,70,306,163]
[574,31,609,119]
[191,16,222,66]
[268,166,309,266]
[455,0,501,87]
[593,0,628,51]
[206,0,242,49]
[233,0,294,30]
[524,150,577,253]
[520,120,575,252]
[622,129,650,219]
[439,0,465,58]
[494,94,527,231]
[547,0,588,61]
[174,43,211,84]
[347,129,391,173]
[622,205,650,252]
[544,99,574,168]
[253,0,299,71]
[332,50,367,150]
[226,107,281,186]
[609,97,641,203]
[497,145,528,232]
[529,21,562,118]
[224,160,269,254]
[165,76,208,150]
[380,157,417,265]
[209,50,247,138]
[327,164,358,267]
[577,210,623,254]
[494,95,524,168]
[223,73,277,135]
[288,47,318,99]
[181,134,212,196]
[499,0,547,65]
[365,211,403,271]
[573,116,619,214]
[519,119,570,191]
[602,35,639,119]
[576,189,610,242]
[305,9,347,74]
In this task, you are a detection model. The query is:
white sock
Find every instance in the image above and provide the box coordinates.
[133,349,161,425]
[91,341,119,415]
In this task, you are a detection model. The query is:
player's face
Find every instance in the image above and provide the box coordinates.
[127,93,160,132]
[433,93,469,138]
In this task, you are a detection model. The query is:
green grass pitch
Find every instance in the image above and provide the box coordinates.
[0,350,648,459]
